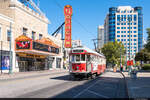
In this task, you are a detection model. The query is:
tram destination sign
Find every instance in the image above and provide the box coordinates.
[72,50,84,53]
[33,41,59,54]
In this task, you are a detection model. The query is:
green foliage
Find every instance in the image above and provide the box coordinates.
[101,40,125,66]
[142,64,150,70]
[135,48,150,62]
[135,61,140,66]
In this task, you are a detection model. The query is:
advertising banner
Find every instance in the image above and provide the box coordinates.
[1,56,10,70]
[64,5,73,48]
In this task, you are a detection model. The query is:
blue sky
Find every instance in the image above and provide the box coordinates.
[33,0,149,49]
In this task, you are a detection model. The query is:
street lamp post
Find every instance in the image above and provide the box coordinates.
[9,22,12,74]
[128,17,132,75]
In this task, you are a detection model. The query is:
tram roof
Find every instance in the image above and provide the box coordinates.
[72,46,105,58]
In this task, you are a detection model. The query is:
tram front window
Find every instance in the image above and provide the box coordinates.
[76,55,80,61]
[81,54,85,61]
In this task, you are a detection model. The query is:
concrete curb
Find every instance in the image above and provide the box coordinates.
[120,71,130,99]
[0,70,69,81]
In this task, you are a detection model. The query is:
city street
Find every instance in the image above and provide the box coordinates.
[0,70,128,98]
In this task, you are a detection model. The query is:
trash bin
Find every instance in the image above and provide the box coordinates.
[130,70,137,79]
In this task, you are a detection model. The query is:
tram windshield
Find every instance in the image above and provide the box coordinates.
[71,54,86,62]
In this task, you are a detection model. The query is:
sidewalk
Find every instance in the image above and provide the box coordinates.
[123,71,150,98]
[0,69,69,80]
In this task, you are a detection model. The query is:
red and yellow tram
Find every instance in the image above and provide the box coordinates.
[69,46,106,79]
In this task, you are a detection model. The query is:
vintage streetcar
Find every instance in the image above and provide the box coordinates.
[69,46,106,79]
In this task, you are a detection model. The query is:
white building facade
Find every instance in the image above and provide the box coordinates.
[97,25,104,49]
[104,6,143,60]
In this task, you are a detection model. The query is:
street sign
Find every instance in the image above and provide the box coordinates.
[127,60,133,66]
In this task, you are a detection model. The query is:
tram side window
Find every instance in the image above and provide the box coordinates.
[76,55,80,61]
[87,55,90,61]
[81,54,85,61]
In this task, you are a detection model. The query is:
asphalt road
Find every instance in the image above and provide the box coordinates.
[0,71,128,98]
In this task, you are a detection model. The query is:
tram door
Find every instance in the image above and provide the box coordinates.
[86,55,91,72]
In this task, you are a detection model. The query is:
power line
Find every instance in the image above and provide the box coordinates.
[53,0,95,36]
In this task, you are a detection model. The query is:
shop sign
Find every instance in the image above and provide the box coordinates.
[33,42,59,54]
[17,53,46,58]
[64,5,72,48]
[0,56,10,70]
[16,41,30,49]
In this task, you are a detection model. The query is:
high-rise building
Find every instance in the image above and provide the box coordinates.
[104,6,143,60]
[72,40,82,48]
[97,25,104,49]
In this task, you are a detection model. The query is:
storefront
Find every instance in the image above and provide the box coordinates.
[15,35,61,72]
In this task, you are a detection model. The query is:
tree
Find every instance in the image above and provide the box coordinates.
[135,48,150,63]
[145,28,150,52]
[101,40,125,67]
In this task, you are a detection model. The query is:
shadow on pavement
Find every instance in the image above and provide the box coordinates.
[49,76,127,98]
[50,75,90,81]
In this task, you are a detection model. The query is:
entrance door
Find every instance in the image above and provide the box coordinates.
[48,57,54,69]
[56,58,61,68]
[18,61,28,72]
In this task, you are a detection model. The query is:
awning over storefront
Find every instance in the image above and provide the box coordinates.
[15,35,60,56]
[35,38,60,48]
[15,35,32,41]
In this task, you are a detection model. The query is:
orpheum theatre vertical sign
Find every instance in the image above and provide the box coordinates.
[64,5,72,48]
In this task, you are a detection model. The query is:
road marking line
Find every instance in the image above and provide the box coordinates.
[73,79,100,98]
[87,90,109,98]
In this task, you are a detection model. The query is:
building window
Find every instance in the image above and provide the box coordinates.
[117,35,120,37]
[124,35,126,37]
[117,31,120,33]
[124,23,126,25]
[7,30,11,41]
[124,27,126,29]
[121,39,123,41]
[32,31,36,40]
[134,31,137,33]
[134,39,137,41]
[117,39,120,41]
[117,23,120,25]
[124,39,126,41]
[134,35,137,37]
[121,23,123,25]
[121,31,123,33]
[124,31,126,33]
[23,27,27,36]
[134,23,136,25]
[134,27,137,29]
[39,34,42,40]
[121,27,123,29]
[117,27,120,29]
[121,35,123,37]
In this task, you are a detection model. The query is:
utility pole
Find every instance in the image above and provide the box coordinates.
[128,16,132,75]
[9,22,12,74]
[1,41,2,74]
